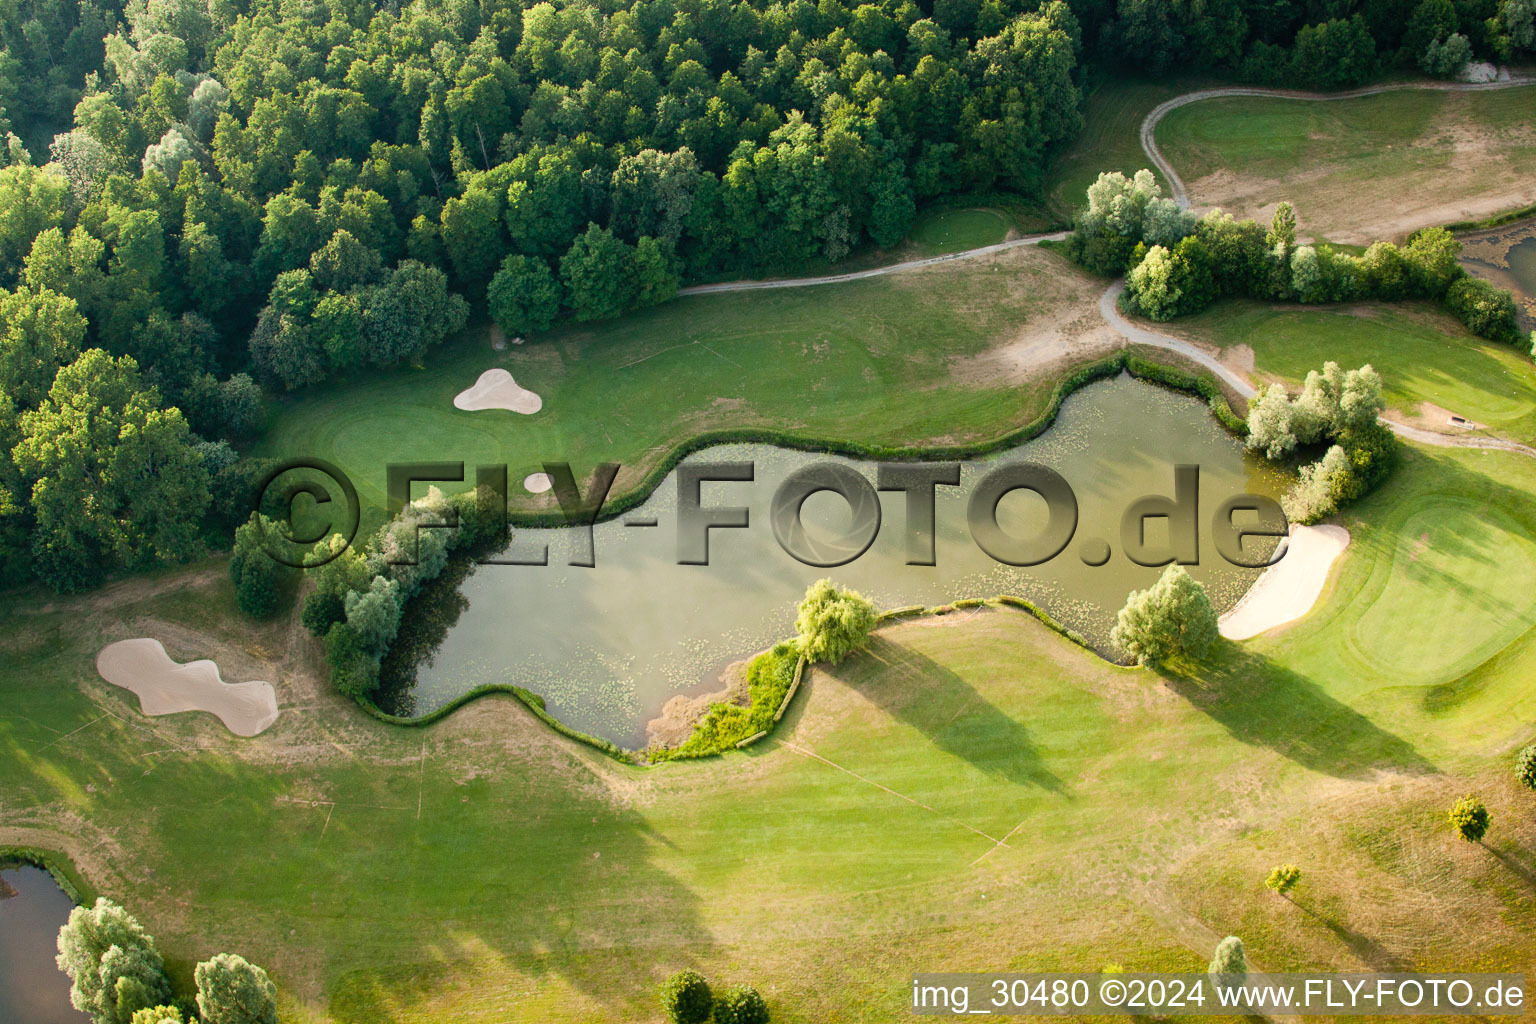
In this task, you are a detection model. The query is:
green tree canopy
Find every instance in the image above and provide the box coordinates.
[194,953,279,1024]
[55,897,173,1024]
[795,578,879,665]
[1110,565,1218,667]
[13,348,210,590]
[487,254,561,339]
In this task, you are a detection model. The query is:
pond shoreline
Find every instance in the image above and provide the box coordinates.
[364,355,1272,759]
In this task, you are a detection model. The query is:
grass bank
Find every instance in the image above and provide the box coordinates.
[1155,85,1536,243]
[253,245,1115,531]
[4,443,1536,1021]
[1165,298,1536,442]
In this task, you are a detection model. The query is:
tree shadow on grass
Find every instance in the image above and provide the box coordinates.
[1480,841,1536,888]
[315,768,710,1024]
[844,634,1068,795]
[1282,896,1411,971]
[1160,644,1436,780]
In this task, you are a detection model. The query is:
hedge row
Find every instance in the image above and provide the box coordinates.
[355,687,635,763]
[0,845,94,905]
[1442,207,1536,234]
[1124,354,1249,435]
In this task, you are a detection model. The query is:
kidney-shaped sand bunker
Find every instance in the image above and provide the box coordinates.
[96,638,279,737]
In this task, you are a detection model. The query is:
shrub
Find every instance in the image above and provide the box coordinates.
[229,513,287,617]
[1418,31,1472,77]
[130,1008,185,1024]
[324,622,380,697]
[715,984,771,1024]
[301,590,346,637]
[1110,565,1218,666]
[195,953,278,1024]
[1335,420,1398,500]
[1125,244,1183,320]
[795,579,878,665]
[1402,227,1462,297]
[1445,276,1520,344]
[1065,224,1139,276]
[1361,241,1412,299]
[660,969,713,1024]
[1208,936,1247,978]
[1517,745,1536,790]
[1283,444,1351,523]
[1448,795,1490,842]
[1246,384,1301,460]
[1195,210,1269,297]
[1265,863,1301,895]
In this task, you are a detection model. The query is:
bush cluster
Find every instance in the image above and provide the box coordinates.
[1069,173,1525,350]
[1246,361,1398,523]
[303,486,502,698]
[651,641,802,761]
[55,897,277,1024]
[660,970,769,1024]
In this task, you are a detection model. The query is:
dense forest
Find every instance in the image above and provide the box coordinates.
[0,0,1531,592]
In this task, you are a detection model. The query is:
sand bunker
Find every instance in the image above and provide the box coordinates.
[453,368,543,414]
[95,639,279,737]
[524,472,553,493]
[1219,524,1351,640]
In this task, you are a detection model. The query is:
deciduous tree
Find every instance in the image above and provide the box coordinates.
[1110,565,1218,666]
[794,578,878,665]
[56,898,173,1024]
[194,953,278,1024]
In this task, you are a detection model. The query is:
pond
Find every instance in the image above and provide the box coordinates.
[0,864,87,1023]
[1460,219,1536,328]
[381,376,1289,748]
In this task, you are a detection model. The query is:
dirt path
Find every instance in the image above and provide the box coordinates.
[1102,280,1536,457]
[673,82,1535,462]
[1140,77,1534,210]
[676,232,1070,296]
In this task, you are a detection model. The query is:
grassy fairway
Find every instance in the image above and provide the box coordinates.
[1167,299,1536,442]
[253,246,1116,524]
[1155,85,1536,243]
[1041,75,1195,219]
[4,443,1536,1022]
[904,206,1011,253]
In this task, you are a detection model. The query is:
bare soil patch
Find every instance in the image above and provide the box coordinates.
[643,659,749,748]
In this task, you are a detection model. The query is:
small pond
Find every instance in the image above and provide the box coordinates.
[0,864,87,1023]
[1460,219,1536,328]
[381,376,1289,747]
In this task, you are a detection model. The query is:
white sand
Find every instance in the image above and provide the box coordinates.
[524,472,553,493]
[95,639,280,737]
[1219,524,1351,640]
[453,368,543,414]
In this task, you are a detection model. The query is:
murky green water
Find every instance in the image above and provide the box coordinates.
[1460,220,1536,326]
[0,865,86,1023]
[385,377,1288,747]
